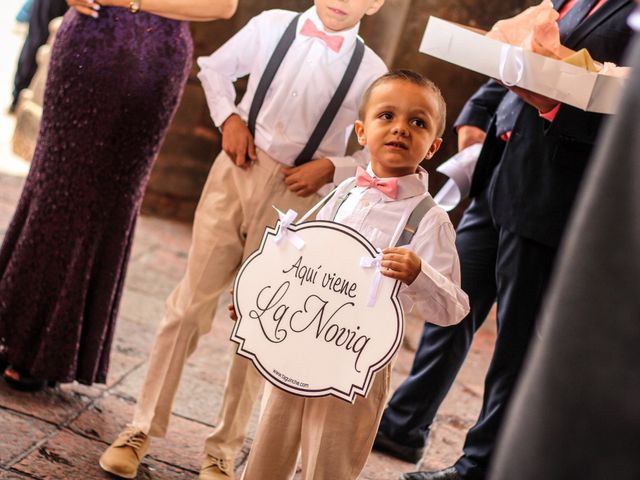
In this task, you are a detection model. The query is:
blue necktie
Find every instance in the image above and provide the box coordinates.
[558,0,601,42]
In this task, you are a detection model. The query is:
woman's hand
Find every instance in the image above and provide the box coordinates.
[93,0,130,7]
[67,0,101,17]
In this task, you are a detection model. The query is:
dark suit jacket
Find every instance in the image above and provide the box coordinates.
[459,0,635,248]
[490,31,640,480]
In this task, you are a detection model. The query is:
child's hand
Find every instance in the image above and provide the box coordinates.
[381,247,421,285]
[281,158,335,197]
[227,302,237,321]
[221,114,257,168]
[227,288,237,320]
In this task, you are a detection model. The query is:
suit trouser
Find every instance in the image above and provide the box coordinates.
[131,150,320,461]
[454,226,557,479]
[242,365,392,480]
[378,188,498,448]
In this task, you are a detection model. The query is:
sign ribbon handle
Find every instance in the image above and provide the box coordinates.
[360,250,383,307]
[273,207,305,250]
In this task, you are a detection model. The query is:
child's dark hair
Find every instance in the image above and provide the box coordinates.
[359,69,447,137]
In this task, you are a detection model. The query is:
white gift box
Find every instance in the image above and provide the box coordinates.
[419,16,627,114]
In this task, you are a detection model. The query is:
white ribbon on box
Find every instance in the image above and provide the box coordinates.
[499,44,525,86]
[419,17,628,114]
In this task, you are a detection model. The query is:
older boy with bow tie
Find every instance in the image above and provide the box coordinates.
[99,2,387,479]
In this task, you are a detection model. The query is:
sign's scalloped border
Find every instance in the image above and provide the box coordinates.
[231,220,404,403]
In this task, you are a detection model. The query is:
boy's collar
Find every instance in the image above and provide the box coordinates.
[299,7,361,59]
[364,164,429,201]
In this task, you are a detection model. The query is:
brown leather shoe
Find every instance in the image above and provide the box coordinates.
[99,427,150,479]
[199,454,234,480]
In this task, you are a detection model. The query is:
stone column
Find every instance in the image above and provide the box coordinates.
[11,17,63,160]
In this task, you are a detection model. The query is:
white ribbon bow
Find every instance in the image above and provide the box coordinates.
[499,44,525,86]
[273,207,305,250]
[360,250,384,307]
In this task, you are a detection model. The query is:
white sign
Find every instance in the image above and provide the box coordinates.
[231,218,404,403]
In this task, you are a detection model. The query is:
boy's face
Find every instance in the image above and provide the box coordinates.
[355,79,443,178]
[314,0,385,32]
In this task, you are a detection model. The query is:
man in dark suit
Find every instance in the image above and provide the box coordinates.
[394,1,636,479]
[490,25,640,480]
[10,0,68,113]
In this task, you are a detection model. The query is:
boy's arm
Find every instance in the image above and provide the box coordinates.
[454,80,508,133]
[282,52,386,196]
[281,149,369,197]
[454,80,508,151]
[399,209,470,327]
[196,13,263,128]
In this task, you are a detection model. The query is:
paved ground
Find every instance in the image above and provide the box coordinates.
[0,4,497,479]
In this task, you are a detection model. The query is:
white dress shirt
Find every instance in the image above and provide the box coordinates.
[197,7,387,184]
[317,166,470,327]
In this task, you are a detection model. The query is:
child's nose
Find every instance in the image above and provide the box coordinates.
[392,122,409,136]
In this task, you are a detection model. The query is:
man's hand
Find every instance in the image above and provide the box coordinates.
[457,125,487,151]
[281,158,335,197]
[221,114,257,168]
[381,247,422,285]
[508,86,559,114]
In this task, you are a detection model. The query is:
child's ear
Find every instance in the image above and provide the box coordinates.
[366,0,385,16]
[424,137,443,161]
[354,120,367,146]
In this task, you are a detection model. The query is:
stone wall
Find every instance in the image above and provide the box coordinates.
[11,17,62,160]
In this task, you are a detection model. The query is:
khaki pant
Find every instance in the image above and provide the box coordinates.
[131,149,321,462]
[241,365,392,480]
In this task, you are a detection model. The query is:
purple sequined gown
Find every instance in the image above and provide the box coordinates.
[0,8,192,384]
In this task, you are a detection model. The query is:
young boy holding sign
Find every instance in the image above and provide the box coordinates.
[240,70,469,479]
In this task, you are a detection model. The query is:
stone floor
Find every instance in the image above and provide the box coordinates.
[0,2,496,478]
[0,167,496,479]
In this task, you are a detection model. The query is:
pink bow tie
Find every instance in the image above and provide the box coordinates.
[299,18,345,53]
[355,167,399,199]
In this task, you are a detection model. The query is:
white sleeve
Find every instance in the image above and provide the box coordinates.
[196,14,262,127]
[400,210,470,326]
